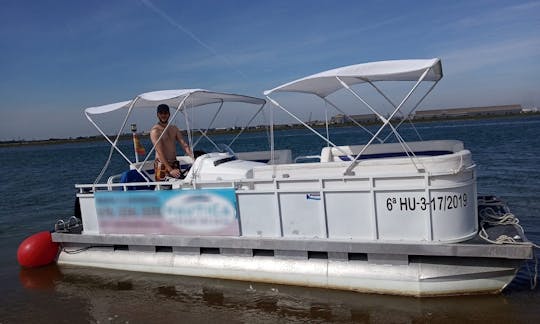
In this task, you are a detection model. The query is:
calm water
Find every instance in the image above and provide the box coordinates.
[1,116,539,323]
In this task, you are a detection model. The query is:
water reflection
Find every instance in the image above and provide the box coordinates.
[18,264,63,291]
[16,264,538,323]
[202,288,225,306]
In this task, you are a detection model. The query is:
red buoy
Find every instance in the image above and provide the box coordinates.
[17,231,60,268]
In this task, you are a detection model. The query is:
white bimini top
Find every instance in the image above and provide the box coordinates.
[84,89,266,115]
[264,58,442,97]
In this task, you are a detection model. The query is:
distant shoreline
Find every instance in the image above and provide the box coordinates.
[1,112,538,148]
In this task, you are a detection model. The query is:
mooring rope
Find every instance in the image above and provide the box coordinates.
[477,197,540,289]
[60,243,114,254]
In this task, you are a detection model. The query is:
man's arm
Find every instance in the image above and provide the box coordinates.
[176,128,193,158]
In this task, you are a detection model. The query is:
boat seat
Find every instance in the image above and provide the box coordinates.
[119,170,154,190]
[320,140,464,162]
[335,150,454,161]
[236,149,292,164]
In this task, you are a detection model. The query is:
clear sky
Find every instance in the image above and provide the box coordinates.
[0,0,539,140]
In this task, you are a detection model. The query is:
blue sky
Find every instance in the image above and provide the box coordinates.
[0,0,539,140]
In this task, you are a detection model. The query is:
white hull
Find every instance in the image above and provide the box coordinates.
[57,247,521,297]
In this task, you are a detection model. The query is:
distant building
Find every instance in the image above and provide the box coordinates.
[331,114,345,124]
[522,107,538,113]
[413,105,522,120]
[331,113,379,124]
[331,104,524,124]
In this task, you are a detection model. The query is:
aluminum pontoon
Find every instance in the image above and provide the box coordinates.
[51,59,535,296]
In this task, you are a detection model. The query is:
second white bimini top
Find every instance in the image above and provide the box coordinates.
[264,58,442,97]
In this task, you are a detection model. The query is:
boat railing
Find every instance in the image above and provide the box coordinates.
[77,181,173,193]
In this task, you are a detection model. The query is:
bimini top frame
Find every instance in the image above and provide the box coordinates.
[84,89,266,183]
[264,58,443,175]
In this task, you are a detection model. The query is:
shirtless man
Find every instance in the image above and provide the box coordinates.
[150,104,193,180]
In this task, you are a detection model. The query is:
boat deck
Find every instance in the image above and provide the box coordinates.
[52,222,533,261]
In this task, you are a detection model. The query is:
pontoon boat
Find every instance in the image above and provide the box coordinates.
[40,60,535,296]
